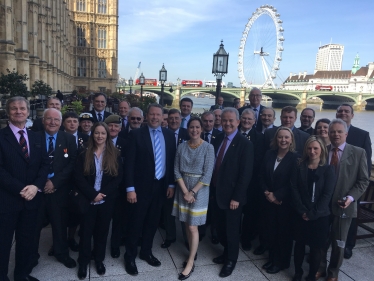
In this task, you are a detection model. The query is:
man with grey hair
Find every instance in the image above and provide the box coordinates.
[211,107,254,277]
[31,97,65,132]
[316,118,369,281]
[238,87,265,132]
[201,111,220,145]
[0,97,49,281]
[119,107,144,140]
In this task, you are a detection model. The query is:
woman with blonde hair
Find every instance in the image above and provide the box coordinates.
[291,135,335,281]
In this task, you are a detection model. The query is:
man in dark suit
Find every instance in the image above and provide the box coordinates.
[335,104,372,259]
[209,96,225,111]
[260,107,277,134]
[201,111,221,145]
[179,98,193,129]
[118,100,131,131]
[213,109,223,131]
[32,108,77,269]
[238,108,265,251]
[103,115,127,259]
[118,107,144,140]
[31,97,65,132]
[211,108,254,277]
[124,104,176,275]
[90,93,112,123]
[0,97,49,281]
[160,109,190,249]
[298,108,315,135]
[264,106,309,156]
[238,87,265,132]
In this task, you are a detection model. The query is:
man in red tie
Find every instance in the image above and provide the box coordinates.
[210,108,253,278]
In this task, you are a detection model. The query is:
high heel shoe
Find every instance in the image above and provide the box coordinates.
[182,253,197,267]
[178,264,195,280]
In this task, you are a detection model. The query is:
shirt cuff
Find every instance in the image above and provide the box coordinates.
[126,187,135,192]
[347,195,354,202]
[168,185,175,188]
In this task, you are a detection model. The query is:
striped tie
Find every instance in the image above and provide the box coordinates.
[18,130,29,161]
[48,136,54,174]
[153,129,162,180]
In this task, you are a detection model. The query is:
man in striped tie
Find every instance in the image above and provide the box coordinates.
[124,104,176,276]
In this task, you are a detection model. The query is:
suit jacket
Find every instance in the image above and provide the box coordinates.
[238,104,265,133]
[329,143,369,217]
[243,128,265,179]
[209,105,224,111]
[264,126,309,156]
[115,136,126,159]
[347,125,372,176]
[213,132,254,209]
[90,109,112,123]
[291,162,335,220]
[201,128,221,145]
[74,151,123,202]
[260,150,298,204]
[31,118,65,132]
[177,128,189,146]
[118,126,132,140]
[0,126,49,213]
[298,126,314,135]
[124,126,176,198]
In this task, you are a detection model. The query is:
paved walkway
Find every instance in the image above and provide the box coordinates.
[8,223,374,281]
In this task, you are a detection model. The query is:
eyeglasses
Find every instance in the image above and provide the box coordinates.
[130,117,142,121]
[44,117,61,123]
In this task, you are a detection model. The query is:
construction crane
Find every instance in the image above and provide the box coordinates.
[134,62,141,82]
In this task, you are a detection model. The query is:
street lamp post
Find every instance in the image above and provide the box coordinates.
[159,64,167,105]
[139,73,145,98]
[212,40,229,105]
[177,77,181,87]
[129,77,133,95]
[122,80,126,94]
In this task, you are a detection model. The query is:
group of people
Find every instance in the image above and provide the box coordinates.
[0,88,371,281]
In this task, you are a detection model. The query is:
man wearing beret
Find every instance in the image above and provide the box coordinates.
[79,113,94,136]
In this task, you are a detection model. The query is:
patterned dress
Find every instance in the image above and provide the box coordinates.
[172,141,215,226]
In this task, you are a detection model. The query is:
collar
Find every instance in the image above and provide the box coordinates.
[148,126,162,133]
[9,122,27,135]
[174,128,180,135]
[240,128,251,134]
[250,104,261,111]
[225,129,238,141]
[331,142,346,152]
[112,136,118,145]
[45,131,58,139]
[95,110,105,116]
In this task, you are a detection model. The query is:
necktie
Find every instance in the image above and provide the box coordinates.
[330,147,339,172]
[212,137,228,186]
[122,117,127,130]
[180,118,186,128]
[242,132,247,137]
[98,113,103,122]
[18,130,29,161]
[175,132,178,146]
[48,136,54,174]
[204,132,210,143]
[153,129,162,180]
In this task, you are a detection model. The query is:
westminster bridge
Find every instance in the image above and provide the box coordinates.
[126,85,374,111]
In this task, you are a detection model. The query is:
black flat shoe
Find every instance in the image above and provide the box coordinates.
[254,244,268,255]
[262,261,273,270]
[95,261,106,275]
[178,264,195,280]
[57,256,77,268]
[266,265,283,274]
[68,238,79,252]
[139,253,161,267]
[125,260,138,276]
[182,253,197,267]
[213,254,225,264]
[78,264,87,280]
[219,261,236,277]
[292,272,303,281]
[161,239,176,248]
[344,247,353,259]
[111,247,120,258]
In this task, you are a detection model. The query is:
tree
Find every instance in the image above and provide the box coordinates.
[31,80,53,98]
[0,69,29,98]
[124,94,157,113]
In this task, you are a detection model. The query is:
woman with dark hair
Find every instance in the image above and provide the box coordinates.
[260,127,298,274]
[291,136,335,281]
[314,118,331,146]
[74,122,123,279]
[172,117,215,280]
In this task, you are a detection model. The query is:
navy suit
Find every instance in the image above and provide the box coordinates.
[90,109,112,123]
[0,126,49,281]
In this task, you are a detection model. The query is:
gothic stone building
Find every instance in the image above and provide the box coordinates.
[0,0,118,93]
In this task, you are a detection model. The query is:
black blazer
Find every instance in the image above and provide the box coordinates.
[238,104,265,133]
[245,128,265,178]
[264,126,309,156]
[90,109,112,123]
[124,126,176,198]
[31,118,65,132]
[298,126,314,135]
[209,105,224,111]
[291,162,335,220]
[347,125,372,176]
[201,128,221,145]
[260,150,298,203]
[74,150,123,202]
[213,132,254,209]
[177,128,190,146]
[115,136,126,159]
[0,126,49,213]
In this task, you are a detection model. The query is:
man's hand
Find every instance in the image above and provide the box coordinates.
[127,191,137,203]
[339,197,353,209]
[265,191,277,203]
[302,213,309,221]
[44,179,55,194]
[230,200,239,210]
[166,187,174,199]
[93,193,106,202]
[20,185,38,201]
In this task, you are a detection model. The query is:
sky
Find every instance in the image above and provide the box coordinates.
[117,0,374,87]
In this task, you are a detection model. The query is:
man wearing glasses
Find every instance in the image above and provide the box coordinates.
[298,108,315,135]
[90,93,112,123]
[238,88,265,132]
[119,107,144,140]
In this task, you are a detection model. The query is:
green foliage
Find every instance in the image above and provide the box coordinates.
[124,94,157,114]
[61,101,84,116]
[0,69,29,98]
[31,80,52,98]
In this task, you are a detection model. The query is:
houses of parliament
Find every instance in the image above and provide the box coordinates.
[0,0,118,93]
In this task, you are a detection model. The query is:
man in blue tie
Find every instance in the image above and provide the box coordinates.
[124,104,176,276]
[179,98,193,129]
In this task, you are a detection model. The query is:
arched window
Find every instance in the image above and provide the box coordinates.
[77,57,86,77]
[98,0,107,14]
[77,0,85,12]
[98,59,107,78]
[98,28,107,49]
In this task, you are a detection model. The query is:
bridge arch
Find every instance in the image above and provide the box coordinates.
[308,92,357,109]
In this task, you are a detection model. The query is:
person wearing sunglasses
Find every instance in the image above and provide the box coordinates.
[119,107,144,140]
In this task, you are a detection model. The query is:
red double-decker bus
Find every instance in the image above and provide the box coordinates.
[315,85,333,91]
[181,80,203,87]
[135,78,158,86]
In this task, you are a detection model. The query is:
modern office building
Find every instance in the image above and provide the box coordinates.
[0,0,118,93]
[314,43,344,73]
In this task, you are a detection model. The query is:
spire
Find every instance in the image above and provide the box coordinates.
[352,53,360,74]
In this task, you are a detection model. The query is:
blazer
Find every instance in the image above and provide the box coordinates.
[0,126,49,213]
[245,128,265,178]
[90,109,112,123]
[177,127,189,146]
[124,126,176,198]
[264,126,309,156]
[201,128,221,145]
[238,104,265,133]
[213,132,254,209]
[298,126,314,135]
[347,125,372,176]
[260,149,298,204]
[291,162,335,220]
[74,150,123,202]
[31,118,65,132]
[329,143,369,217]
[209,105,224,111]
